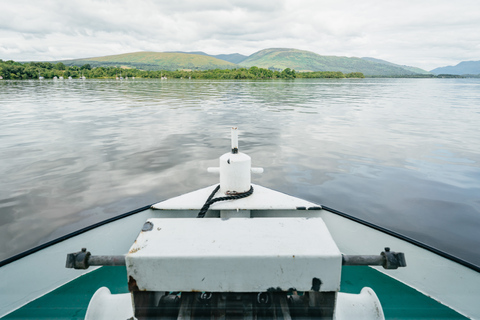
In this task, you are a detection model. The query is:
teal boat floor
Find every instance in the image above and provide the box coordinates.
[341,266,467,319]
[3,266,467,319]
[3,267,128,320]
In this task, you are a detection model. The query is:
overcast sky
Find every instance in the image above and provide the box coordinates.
[1,0,479,70]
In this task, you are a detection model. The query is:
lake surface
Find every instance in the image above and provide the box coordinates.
[1,78,480,266]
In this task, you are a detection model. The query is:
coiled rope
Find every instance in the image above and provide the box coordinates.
[197,185,254,218]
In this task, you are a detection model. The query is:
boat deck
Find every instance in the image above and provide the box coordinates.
[3,265,467,319]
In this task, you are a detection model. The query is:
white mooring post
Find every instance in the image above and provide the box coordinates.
[207,128,263,218]
[219,127,252,195]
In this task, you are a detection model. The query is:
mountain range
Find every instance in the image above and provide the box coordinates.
[430,60,480,75]
[166,51,248,64]
[58,48,478,76]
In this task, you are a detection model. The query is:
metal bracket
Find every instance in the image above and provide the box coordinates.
[342,247,407,269]
[65,248,126,269]
[65,248,91,269]
[381,247,407,269]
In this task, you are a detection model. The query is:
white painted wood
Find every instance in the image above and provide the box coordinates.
[152,184,319,211]
[126,217,342,292]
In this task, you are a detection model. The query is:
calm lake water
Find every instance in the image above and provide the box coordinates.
[1,78,480,266]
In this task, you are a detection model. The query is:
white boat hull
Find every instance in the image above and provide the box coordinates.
[1,186,479,319]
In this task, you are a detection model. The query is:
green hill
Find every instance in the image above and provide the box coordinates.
[240,48,425,76]
[167,51,248,64]
[60,52,238,71]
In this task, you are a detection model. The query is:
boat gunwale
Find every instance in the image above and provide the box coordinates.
[0,204,153,268]
[320,205,480,273]
[1,202,479,274]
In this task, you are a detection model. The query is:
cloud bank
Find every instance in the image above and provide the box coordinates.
[0,0,479,70]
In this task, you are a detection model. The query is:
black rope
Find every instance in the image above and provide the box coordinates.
[197,185,254,218]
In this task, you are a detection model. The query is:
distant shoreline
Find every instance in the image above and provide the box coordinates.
[2,59,479,80]
[0,60,364,80]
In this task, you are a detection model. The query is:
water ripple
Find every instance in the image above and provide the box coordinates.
[1,78,480,265]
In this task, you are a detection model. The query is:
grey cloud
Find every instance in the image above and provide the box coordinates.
[153,0,284,14]
[0,0,479,70]
[230,0,285,12]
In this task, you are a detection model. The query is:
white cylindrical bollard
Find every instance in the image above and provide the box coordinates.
[219,152,251,194]
[208,127,262,194]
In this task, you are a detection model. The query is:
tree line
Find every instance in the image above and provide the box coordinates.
[0,59,365,80]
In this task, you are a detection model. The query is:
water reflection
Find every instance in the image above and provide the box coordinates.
[1,78,480,266]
